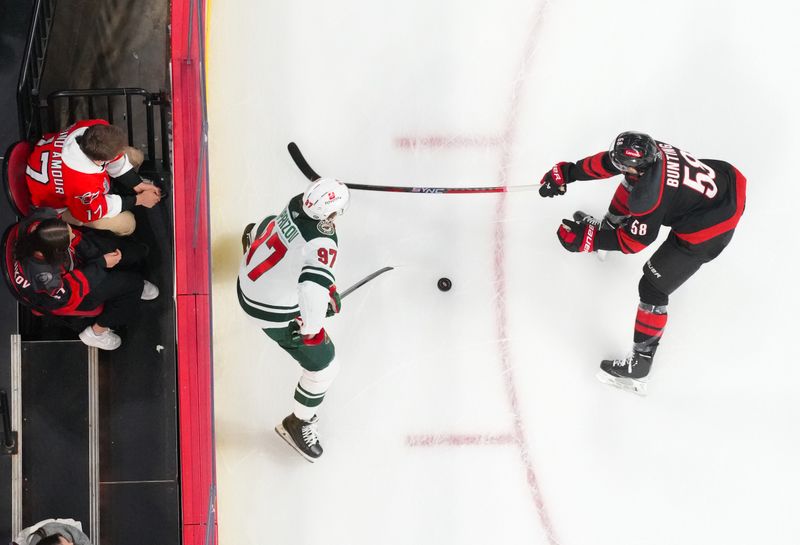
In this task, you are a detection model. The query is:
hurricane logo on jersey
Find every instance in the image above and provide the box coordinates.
[75,190,101,205]
[35,271,53,284]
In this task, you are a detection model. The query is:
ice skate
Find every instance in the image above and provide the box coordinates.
[596,351,653,396]
[241,222,255,254]
[275,413,323,462]
[573,210,611,230]
[572,211,613,261]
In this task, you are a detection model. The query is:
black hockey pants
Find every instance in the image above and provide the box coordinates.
[76,234,149,328]
[640,229,735,305]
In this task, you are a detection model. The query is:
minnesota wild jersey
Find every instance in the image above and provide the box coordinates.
[238,195,338,335]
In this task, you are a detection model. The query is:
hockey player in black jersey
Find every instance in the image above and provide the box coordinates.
[539,131,746,394]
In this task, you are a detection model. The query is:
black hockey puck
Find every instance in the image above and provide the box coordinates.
[437,277,452,292]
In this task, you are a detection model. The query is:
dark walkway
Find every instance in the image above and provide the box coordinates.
[0,1,35,539]
[0,0,179,543]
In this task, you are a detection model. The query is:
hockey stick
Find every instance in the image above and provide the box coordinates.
[340,266,393,299]
[288,142,538,194]
[288,141,322,181]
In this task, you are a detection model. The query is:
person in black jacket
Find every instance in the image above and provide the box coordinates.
[12,215,159,350]
[539,131,746,395]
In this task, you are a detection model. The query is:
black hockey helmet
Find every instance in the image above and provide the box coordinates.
[609,131,659,173]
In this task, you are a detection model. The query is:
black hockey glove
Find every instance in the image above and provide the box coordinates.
[287,319,330,347]
[538,162,573,197]
[287,320,304,348]
[557,218,596,253]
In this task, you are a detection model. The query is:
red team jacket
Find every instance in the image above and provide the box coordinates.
[567,142,747,253]
[12,219,107,316]
[25,119,137,223]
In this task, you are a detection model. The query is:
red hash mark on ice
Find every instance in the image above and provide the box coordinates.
[406,433,515,447]
[394,135,503,149]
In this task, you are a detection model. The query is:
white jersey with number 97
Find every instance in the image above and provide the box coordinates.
[237,194,339,335]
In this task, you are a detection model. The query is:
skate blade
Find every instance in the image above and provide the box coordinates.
[596,371,648,396]
[596,250,608,262]
[275,424,316,463]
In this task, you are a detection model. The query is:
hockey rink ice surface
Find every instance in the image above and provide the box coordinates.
[206,2,800,544]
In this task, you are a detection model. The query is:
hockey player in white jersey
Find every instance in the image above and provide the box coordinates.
[238,178,350,461]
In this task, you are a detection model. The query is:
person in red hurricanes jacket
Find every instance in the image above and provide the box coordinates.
[539,131,746,395]
[12,213,159,350]
[25,119,161,236]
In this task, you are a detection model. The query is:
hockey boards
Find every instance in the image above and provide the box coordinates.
[287,142,538,194]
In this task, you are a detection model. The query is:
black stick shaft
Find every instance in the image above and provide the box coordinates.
[287,142,537,194]
[287,142,321,181]
[340,266,393,299]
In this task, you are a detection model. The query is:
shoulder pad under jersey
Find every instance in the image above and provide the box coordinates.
[628,155,665,216]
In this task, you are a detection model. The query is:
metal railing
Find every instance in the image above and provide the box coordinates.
[16,0,58,140]
[46,88,172,176]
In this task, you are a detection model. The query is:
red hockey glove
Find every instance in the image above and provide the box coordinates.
[557,219,596,252]
[326,285,341,317]
[302,328,328,346]
[539,162,573,198]
[288,319,329,346]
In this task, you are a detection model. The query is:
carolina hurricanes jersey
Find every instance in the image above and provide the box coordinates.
[237,195,339,335]
[567,142,746,253]
[12,220,107,316]
[25,119,135,222]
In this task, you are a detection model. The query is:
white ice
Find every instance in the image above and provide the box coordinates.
[207,1,800,544]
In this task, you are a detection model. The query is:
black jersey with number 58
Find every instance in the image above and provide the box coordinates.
[567,142,747,253]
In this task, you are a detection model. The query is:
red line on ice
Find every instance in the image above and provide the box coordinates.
[491,3,558,542]
[402,3,559,544]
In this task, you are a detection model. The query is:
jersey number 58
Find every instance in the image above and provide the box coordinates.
[680,151,717,198]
